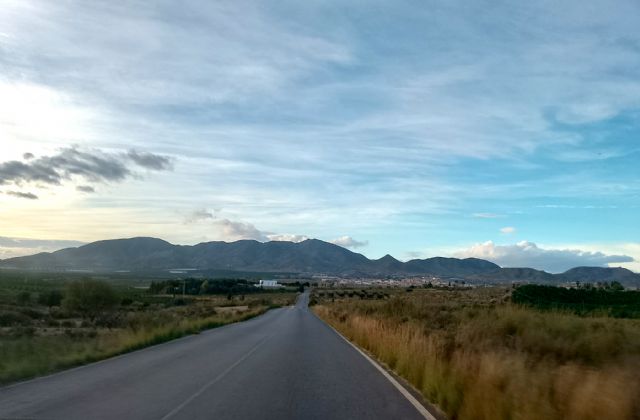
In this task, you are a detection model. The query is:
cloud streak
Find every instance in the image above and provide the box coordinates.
[127,150,173,171]
[6,191,38,200]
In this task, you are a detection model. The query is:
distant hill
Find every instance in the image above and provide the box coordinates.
[0,237,638,286]
[468,267,556,284]
[404,257,500,277]
[0,237,499,277]
[467,266,640,288]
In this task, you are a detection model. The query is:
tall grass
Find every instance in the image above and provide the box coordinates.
[0,307,267,384]
[314,290,640,420]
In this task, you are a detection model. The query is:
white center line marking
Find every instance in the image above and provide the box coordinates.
[160,334,271,420]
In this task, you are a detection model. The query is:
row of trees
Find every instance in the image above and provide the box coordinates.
[512,284,640,318]
[149,278,309,296]
[14,279,120,323]
[149,278,260,296]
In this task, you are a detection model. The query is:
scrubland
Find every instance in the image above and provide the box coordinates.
[0,274,295,384]
[313,287,640,420]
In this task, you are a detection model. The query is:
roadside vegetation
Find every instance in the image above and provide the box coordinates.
[0,273,296,384]
[313,286,640,420]
[513,283,640,318]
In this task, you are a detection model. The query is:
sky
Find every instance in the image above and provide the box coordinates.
[1,0,639,273]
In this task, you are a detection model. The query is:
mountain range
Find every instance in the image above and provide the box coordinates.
[1,237,638,287]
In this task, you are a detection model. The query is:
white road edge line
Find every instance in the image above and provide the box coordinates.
[160,334,271,420]
[321,320,437,420]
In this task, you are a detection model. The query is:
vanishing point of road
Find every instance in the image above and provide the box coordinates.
[0,292,431,419]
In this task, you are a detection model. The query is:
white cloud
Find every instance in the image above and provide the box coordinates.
[267,234,309,242]
[330,236,369,249]
[454,241,635,273]
[500,226,516,234]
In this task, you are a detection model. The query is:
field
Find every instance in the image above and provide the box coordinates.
[0,271,296,384]
[312,286,640,420]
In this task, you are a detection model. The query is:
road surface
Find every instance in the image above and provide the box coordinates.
[0,292,428,419]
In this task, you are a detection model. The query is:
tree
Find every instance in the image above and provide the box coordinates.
[200,280,209,295]
[63,279,119,321]
[610,281,625,292]
[38,290,64,308]
[16,291,31,305]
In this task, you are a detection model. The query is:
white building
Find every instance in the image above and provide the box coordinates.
[259,280,280,287]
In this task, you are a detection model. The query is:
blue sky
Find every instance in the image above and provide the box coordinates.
[1,0,639,272]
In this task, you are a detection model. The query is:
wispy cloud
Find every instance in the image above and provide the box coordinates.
[500,226,516,234]
[127,150,173,171]
[76,185,95,193]
[6,191,38,200]
[473,213,503,219]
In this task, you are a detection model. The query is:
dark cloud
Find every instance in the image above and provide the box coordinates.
[6,191,39,200]
[39,148,131,183]
[23,153,34,160]
[127,150,173,170]
[0,160,61,185]
[0,147,172,192]
[76,185,96,193]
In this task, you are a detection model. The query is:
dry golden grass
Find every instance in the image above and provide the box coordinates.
[0,292,296,384]
[314,288,640,420]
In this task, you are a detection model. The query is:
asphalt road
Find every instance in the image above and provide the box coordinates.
[0,292,428,420]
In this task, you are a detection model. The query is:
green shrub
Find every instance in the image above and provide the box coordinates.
[0,310,30,326]
[63,279,119,321]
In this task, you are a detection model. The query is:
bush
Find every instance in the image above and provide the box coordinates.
[0,310,30,326]
[63,279,119,321]
[16,291,31,305]
[38,290,64,308]
[513,284,640,318]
